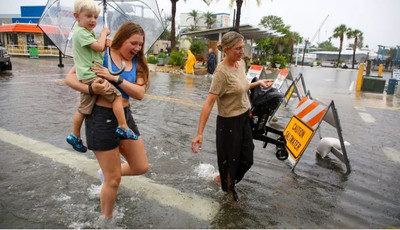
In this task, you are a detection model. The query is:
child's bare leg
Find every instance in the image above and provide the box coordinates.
[67,111,87,152]
[72,111,85,139]
[112,95,128,130]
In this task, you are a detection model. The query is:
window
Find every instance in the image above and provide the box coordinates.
[26,33,35,45]
[7,33,18,46]
[43,34,54,49]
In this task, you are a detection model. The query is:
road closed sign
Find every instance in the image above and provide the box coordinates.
[283,115,315,161]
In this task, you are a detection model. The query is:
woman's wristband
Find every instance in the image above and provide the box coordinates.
[116,76,124,85]
[88,84,94,97]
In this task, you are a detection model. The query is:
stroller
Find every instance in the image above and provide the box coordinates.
[249,85,289,161]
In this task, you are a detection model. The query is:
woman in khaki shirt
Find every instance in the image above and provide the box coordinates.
[191,31,273,201]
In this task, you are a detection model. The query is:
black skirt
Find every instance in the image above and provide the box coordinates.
[85,104,140,151]
[216,110,254,192]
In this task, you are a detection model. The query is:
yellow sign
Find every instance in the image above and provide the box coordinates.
[283,115,315,161]
[285,84,295,101]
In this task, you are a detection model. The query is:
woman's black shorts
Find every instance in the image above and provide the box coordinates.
[85,104,140,151]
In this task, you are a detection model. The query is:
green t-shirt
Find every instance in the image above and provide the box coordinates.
[72,25,104,80]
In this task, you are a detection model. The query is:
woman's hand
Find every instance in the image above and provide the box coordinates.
[91,62,118,82]
[191,134,203,154]
[91,78,114,95]
[258,79,274,89]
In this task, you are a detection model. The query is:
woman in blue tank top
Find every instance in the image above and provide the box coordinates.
[65,22,149,223]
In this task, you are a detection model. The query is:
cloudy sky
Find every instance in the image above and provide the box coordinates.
[1,0,399,51]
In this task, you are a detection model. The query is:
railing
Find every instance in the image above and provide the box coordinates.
[7,44,61,56]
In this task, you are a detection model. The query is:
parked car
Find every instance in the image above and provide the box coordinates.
[0,46,12,72]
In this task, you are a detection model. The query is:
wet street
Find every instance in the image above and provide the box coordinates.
[0,56,399,228]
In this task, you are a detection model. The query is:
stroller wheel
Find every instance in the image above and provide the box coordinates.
[276,149,288,161]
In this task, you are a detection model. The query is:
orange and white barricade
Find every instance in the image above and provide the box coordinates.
[272,69,292,90]
[247,65,267,83]
[284,73,312,105]
[283,97,351,174]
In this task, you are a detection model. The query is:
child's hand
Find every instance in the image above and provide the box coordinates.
[105,39,111,48]
[101,27,110,36]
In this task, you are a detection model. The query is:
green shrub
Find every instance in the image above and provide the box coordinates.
[270,54,287,69]
[168,50,185,67]
[189,39,206,55]
[147,55,158,64]
[157,52,168,59]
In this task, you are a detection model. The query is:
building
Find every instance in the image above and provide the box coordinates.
[179,12,230,33]
[181,24,283,63]
[0,6,59,56]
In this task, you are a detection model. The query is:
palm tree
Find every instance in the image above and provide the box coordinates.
[170,0,212,50]
[346,28,363,69]
[204,11,216,29]
[170,0,181,50]
[187,10,203,31]
[286,31,302,64]
[332,24,348,67]
[230,0,261,32]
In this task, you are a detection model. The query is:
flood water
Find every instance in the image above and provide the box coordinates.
[0,57,399,228]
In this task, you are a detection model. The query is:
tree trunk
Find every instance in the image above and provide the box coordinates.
[170,0,177,50]
[301,40,308,66]
[337,37,343,67]
[234,0,243,32]
[352,37,358,69]
[289,42,294,64]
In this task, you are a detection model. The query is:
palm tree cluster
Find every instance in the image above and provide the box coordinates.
[333,24,364,68]
[165,1,365,69]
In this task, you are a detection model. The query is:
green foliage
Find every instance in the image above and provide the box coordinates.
[168,50,185,67]
[260,15,285,30]
[189,39,206,56]
[318,40,338,51]
[270,54,287,69]
[256,15,302,64]
[147,55,158,64]
[204,11,216,29]
[159,29,171,40]
[157,52,168,59]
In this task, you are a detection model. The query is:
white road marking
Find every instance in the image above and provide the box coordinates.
[354,106,376,123]
[358,112,375,123]
[0,128,220,221]
[349,81,355,91]
[382,147,400,163]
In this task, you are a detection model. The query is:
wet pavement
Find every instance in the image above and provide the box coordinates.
[0,56,399,228]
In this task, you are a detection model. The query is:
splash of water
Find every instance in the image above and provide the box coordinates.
[194,163,218,180]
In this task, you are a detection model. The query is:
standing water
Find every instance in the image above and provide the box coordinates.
[0,57,399,228]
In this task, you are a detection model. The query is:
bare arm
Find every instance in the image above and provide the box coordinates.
[91,62,146,100]
[249,79,274,89]
[191,93,218,153]
[65,66,113,95]
[89,27,110,52]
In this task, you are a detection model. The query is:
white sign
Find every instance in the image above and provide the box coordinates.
[392,69,400,80]
[247,65,265,83]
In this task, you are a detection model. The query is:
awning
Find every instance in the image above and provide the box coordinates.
[180,24,284,40]
[0,23,59,34]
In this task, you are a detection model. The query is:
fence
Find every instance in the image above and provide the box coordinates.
[7,44,61,56]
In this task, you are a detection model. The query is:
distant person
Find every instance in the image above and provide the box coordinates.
[206,48,217,76]
[65,22,149,223]
[191,31,273,201]
[185,49,196,74]
[66,0,137,153]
